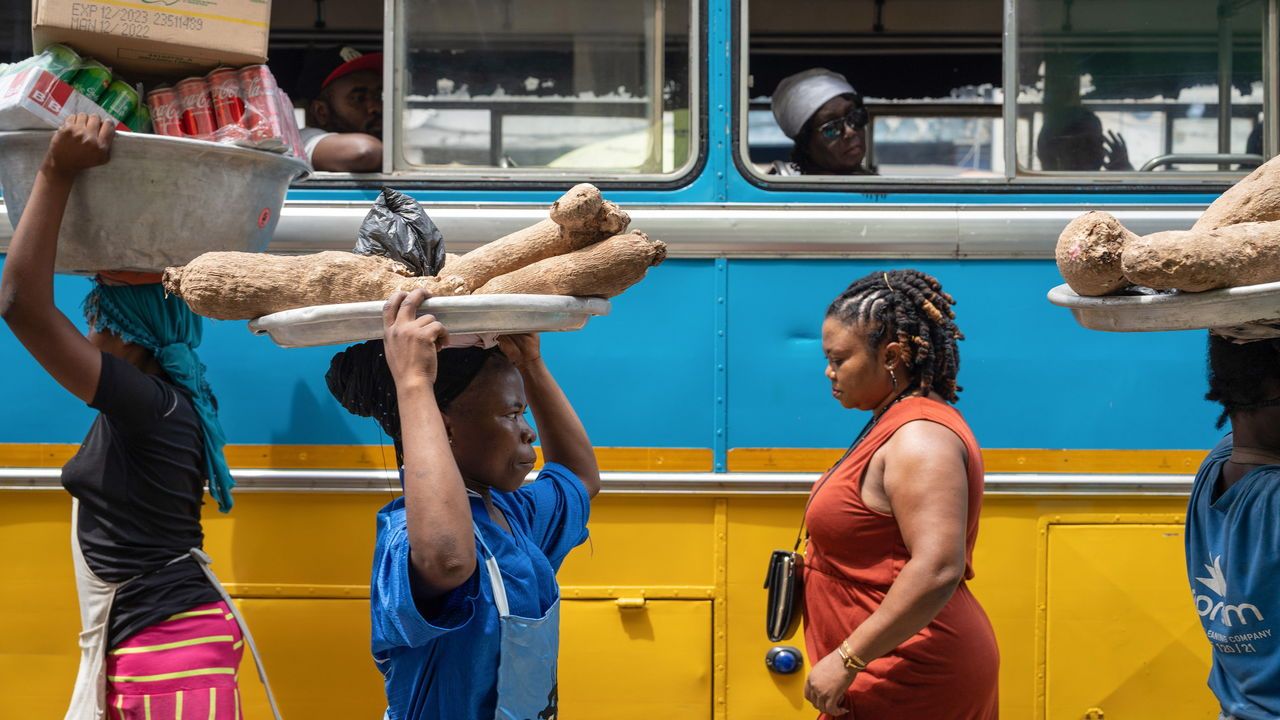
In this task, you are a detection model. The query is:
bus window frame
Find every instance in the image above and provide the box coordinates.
[354,0,708,189]
[732,0,1280,192]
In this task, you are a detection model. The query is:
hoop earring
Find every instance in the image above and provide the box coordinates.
[889,367,898,391]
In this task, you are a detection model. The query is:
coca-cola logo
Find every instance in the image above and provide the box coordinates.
[242,77,266,99]
[181,92,211,110]
[152,101,179,122]
[210,77,240,99]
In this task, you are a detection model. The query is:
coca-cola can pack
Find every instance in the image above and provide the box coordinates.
[206,67,246,128]
[238,65,282,140]
[146,86,183,138]
[175,77,215,138]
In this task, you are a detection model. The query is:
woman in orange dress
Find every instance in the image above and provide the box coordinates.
[802,269,999,719]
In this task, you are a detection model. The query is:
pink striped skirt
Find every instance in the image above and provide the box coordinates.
[105,601,245,720]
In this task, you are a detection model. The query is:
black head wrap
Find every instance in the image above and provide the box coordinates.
[325,340,503,450]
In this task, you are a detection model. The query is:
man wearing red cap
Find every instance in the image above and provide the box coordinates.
[301,49,383,172]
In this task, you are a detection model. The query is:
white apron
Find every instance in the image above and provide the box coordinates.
[63,499,283,720]
[474,521,561,720]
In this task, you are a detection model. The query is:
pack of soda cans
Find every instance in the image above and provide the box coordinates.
[147,65,306,159]
[0,44,306,162]
[0,44,149,132]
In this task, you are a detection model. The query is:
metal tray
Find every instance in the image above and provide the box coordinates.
[249,295,612,348]
[1047,282,1280,336]
[0,131,308,273]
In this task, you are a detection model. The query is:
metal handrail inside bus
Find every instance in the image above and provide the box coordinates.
[1139,153,1265,172]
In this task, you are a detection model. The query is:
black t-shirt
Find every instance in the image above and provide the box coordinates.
[61,352,221,648]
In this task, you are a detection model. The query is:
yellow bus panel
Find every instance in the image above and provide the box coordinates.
[1044,522,1215,720]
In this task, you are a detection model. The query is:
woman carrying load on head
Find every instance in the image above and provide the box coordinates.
[0,115,277,720]
[801,269,999,719]
[1186,334,1280,720]
[325,288,600,720]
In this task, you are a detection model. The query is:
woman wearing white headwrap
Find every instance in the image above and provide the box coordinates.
[770,68,873,176]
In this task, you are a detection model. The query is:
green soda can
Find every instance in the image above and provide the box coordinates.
[99,80,140,123]
[124,104,151,133]
[33,44,81,82]
[69,61,112,101]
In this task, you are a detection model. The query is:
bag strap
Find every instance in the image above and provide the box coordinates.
[189,549,284,720]
[792,390,916,552]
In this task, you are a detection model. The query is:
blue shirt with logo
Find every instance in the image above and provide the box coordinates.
[369,463,590,720]
[1186,436,1280,720]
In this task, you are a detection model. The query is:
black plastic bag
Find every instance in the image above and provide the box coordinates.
[354,187,446,276]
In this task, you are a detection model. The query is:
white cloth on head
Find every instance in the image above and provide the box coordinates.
[771,68,857,139]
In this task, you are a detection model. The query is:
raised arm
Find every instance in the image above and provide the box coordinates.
[498,334,601,498]
[0,115,114,403]
[805,420,970,716]
[383,289,477,598]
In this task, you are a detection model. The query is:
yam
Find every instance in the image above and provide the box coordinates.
[548,184,605,229]
[547,184,631,234]
[438,185,632,294]
[164,251,417,320]
[1121,221,1280,292]
[1055,211,1138,296]
[435,220,583,294]
[474,232,667,298]
[590,200,631,236]
[1193,154,1280,231]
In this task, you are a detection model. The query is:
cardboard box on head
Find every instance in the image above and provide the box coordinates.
[32,0,271,79]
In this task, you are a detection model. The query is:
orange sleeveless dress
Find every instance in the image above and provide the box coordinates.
[802,396,999,719]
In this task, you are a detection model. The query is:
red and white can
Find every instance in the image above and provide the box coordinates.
[206,67,246,128]
[145,86,183,137]
[237,65,281,140]
[175,77,215,138]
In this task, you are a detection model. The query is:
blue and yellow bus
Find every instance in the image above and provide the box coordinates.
[1,0,1275,717]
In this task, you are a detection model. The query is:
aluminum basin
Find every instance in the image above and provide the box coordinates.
[0,131,308,273]
[249,295,612,349]
[1047,281,1280,338]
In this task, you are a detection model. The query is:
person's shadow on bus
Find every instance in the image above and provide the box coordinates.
[1037,107,1132,171]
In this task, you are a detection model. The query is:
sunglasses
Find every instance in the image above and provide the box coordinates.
[815,107,870,142]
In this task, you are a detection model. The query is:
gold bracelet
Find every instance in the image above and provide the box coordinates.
[837,641,868,672]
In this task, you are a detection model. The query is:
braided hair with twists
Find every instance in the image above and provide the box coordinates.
[825,269,964,403]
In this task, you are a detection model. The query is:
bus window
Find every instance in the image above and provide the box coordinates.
[743,0,1004,180]
[394,0,696,178]
[1017,0,1267,174]
[267,1,383,176]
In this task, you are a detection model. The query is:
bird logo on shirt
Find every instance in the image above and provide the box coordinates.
[1196,555,1228,597]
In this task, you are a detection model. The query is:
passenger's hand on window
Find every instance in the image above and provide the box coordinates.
[44,114,114,178]
[382,288,447,390]
[1103,130,1132,171]
[803,651,856,716]
[496,333,541,368]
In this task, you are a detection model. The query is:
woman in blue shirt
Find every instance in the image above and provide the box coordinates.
[326,288,600,720]
[1186,333,1280,720]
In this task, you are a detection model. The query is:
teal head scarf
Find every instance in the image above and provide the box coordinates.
[83,282,235,512]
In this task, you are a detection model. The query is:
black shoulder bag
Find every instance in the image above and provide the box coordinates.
[763,458,845,643]
[763,393,910,642]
